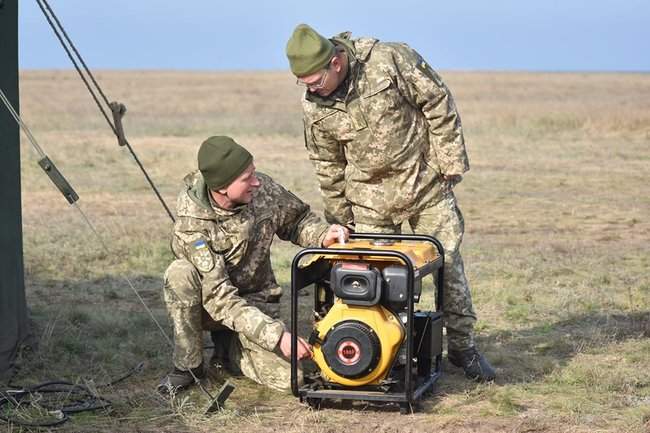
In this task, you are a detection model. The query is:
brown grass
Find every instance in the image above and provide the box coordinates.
[6,69,650,433]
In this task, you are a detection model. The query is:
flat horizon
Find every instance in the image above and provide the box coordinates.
[18,0,650,72]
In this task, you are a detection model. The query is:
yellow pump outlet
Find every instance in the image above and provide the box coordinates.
[312,300,405,387]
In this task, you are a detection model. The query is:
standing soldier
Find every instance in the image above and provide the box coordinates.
[285,24,495,381]
[158,135,349,393]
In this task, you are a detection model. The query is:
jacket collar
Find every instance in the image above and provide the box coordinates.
[179,171,248,220]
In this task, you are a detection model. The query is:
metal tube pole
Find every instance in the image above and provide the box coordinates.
[0,0,29,380]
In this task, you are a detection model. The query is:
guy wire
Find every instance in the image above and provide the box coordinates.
[1,88,209,398]
[72,204,173,348]
[0,89,172,347]
[0,89,45,159]
[35,0,176,223]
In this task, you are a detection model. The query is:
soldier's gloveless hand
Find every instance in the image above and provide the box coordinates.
[322,224,350,247]
[278,331,312,360]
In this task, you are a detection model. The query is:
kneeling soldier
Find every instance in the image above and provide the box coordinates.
[159,135,348,393]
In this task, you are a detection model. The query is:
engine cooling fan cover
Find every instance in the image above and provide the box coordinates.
[321,320,381,379]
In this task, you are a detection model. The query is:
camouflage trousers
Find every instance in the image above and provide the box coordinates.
[355,191,477,351]
[163,259,293,392]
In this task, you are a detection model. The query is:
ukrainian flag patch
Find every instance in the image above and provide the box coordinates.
[191,239,214,273]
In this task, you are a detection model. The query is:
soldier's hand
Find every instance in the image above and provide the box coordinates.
[322,224,350,247]
[279,331,312,360]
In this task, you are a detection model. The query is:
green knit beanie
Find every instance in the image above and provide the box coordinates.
[198,136,253,190]
[286,23,335,77]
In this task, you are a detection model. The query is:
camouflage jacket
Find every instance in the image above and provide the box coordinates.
[170,170,329,351]
[302,33,469,226]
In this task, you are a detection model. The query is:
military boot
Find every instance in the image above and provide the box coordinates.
[448,347,496,382]
[157,363,204,394]
[210,330,240,375]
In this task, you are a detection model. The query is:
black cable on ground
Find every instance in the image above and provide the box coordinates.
[0,362,144,428]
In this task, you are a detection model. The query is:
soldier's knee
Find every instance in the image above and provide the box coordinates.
[260,366,297,393]
[164,259,201,307]
[443,250,464,270]
[438,224,464,257]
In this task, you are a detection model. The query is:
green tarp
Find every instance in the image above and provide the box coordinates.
[0,0,30,381]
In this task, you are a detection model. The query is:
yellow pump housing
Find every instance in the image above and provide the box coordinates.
[305,239,438,269]
[291,234,445,412]
[312,300,405,386]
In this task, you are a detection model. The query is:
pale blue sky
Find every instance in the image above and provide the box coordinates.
[19,0,650,72]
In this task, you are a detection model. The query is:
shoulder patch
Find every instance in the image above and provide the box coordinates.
[413,52,427,71]
[413,53,438,81]
[191,239,215,273]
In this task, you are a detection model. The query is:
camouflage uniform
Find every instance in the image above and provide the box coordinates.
[301,32,476,350]
[163,170,328,391]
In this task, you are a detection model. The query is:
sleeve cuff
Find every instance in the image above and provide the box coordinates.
[255,319,286,352]
[317,225,330,247]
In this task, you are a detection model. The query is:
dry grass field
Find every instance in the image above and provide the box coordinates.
[5,69,650,432]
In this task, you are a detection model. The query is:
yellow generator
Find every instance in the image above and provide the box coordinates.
[290,234,444,413]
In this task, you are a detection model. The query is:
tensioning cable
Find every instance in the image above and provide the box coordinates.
[1,87,228,417]
[8,0,233,415]
[34,0,175,223]
[0,88,172,349]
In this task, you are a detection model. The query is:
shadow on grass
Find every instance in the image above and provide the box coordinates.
[436,310,650,395]
[27,274,165,309]
[20,274,650,418]
[11,274,170,388]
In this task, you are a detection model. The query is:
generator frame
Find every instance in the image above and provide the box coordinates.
[290,233,445,413]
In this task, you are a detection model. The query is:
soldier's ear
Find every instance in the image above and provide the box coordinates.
[331,54,344,73]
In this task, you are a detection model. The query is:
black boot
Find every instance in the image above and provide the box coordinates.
[210,330,239,374]
[448,347,496,382]
[157,363,204,394]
